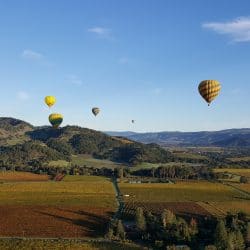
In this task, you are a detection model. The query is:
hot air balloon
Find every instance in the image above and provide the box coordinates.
[45,96,56,108]
[198,80,221,106]
[49,113,63,128]
[132,120,135,123]
[92,107,100,116]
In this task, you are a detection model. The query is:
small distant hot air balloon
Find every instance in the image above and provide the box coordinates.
[92,107,100,116]
[49,113,63,128]
[132,120,135,123]
[45,96,56,108]
[198,80,221,106]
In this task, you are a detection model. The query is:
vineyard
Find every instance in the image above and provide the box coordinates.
[0,174,117,238]
[122,201,211,220]
[119,180,250,219]
[0,171,49,182]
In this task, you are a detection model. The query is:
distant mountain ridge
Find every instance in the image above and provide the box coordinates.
[105,129,250,147]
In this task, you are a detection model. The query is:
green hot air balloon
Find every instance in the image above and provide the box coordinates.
[92,107,100,116]
[49,113,63,128]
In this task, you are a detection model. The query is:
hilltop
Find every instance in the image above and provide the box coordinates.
[0,117,173,169]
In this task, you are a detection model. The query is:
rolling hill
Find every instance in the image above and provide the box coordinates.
[0,117,173,168]
[105,129,250,147]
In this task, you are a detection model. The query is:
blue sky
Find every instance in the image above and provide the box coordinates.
[0,0,250,132]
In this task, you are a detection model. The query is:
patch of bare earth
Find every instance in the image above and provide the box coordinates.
[0,206,113,238]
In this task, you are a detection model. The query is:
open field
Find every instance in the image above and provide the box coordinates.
[72,154,124,169]
[0,175,116,206]
[132,162,201,171]
[0,205,111,238]
[119,181,248,202]
[0,171,49,182]
[119,180,250,218]
[48,160,70,168]
[228,157,250,162]
[213,168,250,177]
[0,239,141,250]
[0,174,117,238]
[231,183,250,193]
[173,152,208,160]
[207,201,250,216]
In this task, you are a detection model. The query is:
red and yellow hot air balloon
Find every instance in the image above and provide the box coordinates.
[198,80,221,106]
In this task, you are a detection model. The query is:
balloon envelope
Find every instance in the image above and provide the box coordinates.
[92,107,100,116]
[198,80,221,105]
[49,113,63,128]
[45,96,56,108]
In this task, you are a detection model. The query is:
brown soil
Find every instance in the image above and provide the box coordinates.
[0,205,113,238]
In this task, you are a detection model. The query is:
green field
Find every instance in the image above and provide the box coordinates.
[48,160,70,168]
[132,162,200,171]
[72,155,124,169]
[0,175,116,207]
[0,239,141,250]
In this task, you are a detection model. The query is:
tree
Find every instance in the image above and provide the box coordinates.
[105,227,114,240]
[240,176,248,183]
[235,230,245,250]
[204,246,217,250]
[214,220,228,250]
[135,207,146,231]
[161,209,175,228]
[227,231,235,250]
[116,220,125,240]
[189,217,198,236]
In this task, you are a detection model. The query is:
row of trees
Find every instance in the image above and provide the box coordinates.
[132,208,247,249]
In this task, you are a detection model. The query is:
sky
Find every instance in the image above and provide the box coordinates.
[0,0,250,132]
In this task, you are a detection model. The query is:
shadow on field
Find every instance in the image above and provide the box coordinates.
[35,209,109,237]
[56,207,114,221]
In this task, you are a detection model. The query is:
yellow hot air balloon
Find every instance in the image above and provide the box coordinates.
[92,107,100,116]
[45,96,56,108]
[49,113,63,128]
[198,80,221,105]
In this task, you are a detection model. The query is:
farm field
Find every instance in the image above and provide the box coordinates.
[119,180,250,218]
[123,201,210,219]
[72,154,124,169]
[0,171,49,182]
[213,168,250,178]
[0,174,117,238]
[231,183,250,193]
[132,162,200,171]
[119,181,248,202]
[227,157,250,162]
[0,239,141,250]
[207,201,250,216]
[0,175,116,206]
[0,205,111,238]
[172,152,208,160]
